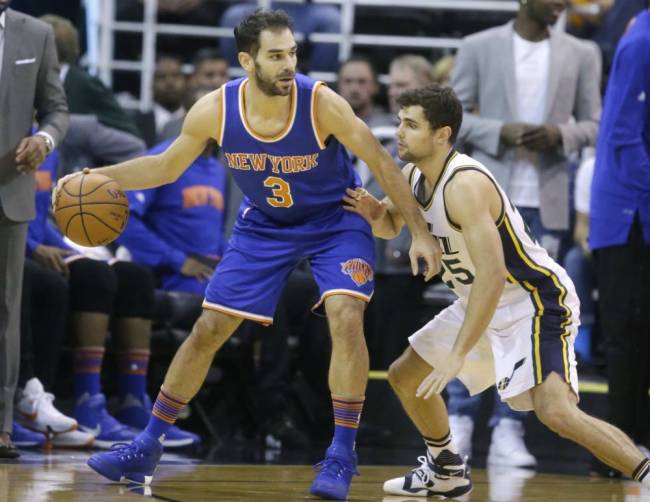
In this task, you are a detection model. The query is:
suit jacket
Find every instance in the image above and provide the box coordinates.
[0,9,68,222]
[63,65,141,138]
[451,21,602,230]
[59,114,146,176]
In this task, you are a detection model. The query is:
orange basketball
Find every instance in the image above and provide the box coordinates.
[53,172,129,247]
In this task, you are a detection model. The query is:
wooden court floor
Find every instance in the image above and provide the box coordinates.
[1,452,648,502]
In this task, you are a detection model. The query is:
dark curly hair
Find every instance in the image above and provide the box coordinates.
[234,9,294,57]
[396,85,463,144]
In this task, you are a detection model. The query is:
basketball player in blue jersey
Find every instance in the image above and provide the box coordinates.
[54,9,440,500]
[345,85,650,498]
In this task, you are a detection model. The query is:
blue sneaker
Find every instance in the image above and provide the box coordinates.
[310,444,359,500]
[87,431,163,484]
[115,394,201,448]
[11,421,46,448]
[75,393,138,449]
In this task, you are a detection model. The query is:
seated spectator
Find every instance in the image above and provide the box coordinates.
[563,148,596,363]
[387,54,434,116]
[220,1,341,72]
[337,55,391,129]
[41,15,141,138]
[15,135,198,450]
[134,55,187,148]
[159,52,231,141]
[190,48,230,90]
[117,104,227,295]
[59,114,146,176]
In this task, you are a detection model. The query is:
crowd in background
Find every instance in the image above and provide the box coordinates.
[0,0,648,477]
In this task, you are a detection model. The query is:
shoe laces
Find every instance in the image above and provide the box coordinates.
[313,456,359,479]
[411,455,435,485]
[109,441,147,462]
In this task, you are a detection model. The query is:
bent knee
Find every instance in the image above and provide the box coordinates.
[388,349,421,394]
[191,310,240,348]
[534,400,576,437]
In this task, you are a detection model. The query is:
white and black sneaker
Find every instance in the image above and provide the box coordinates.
[383,452,472,499]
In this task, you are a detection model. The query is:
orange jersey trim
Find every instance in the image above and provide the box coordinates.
[202,300,273,326]
[238,79,297,143]
[217,86,226,146]
[311,289,372,312]
[311,81,327,150]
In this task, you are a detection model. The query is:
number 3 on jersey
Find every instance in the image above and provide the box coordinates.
[264,176,294,208]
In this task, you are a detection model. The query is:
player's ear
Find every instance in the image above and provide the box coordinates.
[436,126,452,145]
[238,51,255,73]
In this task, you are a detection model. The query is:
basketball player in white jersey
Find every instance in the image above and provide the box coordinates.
[344,85,650,498]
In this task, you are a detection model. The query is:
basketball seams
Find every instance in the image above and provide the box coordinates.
[81,212,123,235]
[55,173,129,246]
[54,201,129,212]
[78,175,93,245]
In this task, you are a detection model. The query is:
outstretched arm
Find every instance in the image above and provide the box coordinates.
[55,90,221,193]
[316,86,440,280]
[417,171,507,398]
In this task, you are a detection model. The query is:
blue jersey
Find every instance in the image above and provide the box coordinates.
[219,73,359,225]
[118,139,228,275]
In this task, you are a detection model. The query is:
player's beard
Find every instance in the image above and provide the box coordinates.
[254,62,293,97]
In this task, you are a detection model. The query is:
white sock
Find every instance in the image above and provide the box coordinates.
[423,431,464,466]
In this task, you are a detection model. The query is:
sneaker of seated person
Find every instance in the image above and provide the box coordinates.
[487,418,537,468]
[115,393,200,448]
[11,421,46,448]
[75,393,138,449]
[51,429,95,448]
[16,378,78,434]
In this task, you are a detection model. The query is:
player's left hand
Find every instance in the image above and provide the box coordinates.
[15,135,48,173]
[416,351,465,399]
[342,187,386,224]
[409,233,441,282]
[520,124,562,151]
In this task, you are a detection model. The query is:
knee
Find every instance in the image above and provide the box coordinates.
[69,259,117,312]
[190,311,237,351]
[328,301,365,345]
[388,353,417,395]
[112,262,155,319]
[534,400,575,438]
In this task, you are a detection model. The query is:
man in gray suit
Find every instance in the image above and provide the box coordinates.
[451,0,601,258]
[447,0,601,469]
[0,1,69,458]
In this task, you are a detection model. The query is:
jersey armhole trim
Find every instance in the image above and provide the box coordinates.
[217,86,226,146]
[311,81,327,150]
[442,166,506,231]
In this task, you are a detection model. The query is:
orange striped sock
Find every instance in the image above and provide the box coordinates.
[117,349,150,400]
[74,346,105,398]
[332,395,364,450]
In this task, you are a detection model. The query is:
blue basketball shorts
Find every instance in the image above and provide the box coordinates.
[203,206,375,325]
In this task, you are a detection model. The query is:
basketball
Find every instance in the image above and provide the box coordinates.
[53,172,129,247]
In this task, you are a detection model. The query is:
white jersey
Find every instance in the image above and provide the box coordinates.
[408,151,577,319]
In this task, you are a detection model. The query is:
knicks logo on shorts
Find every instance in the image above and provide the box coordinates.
[340,259,374,287]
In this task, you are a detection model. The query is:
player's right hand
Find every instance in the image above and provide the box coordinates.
[409,233,442,282]
[51,168,89,212]
[33,245,74,276]
[181,257,214,281]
